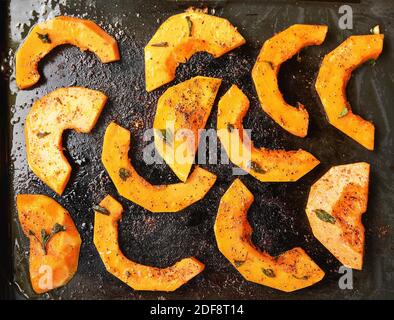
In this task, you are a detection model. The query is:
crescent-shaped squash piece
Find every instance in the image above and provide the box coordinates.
[17,194,81,294]
[252,24,328,137]
[93,195,205,291]
[16,16,120,89]
[153,76,221,182]
[217,85,319,182]
[315,35,384,150]
[306,162,370,270]
[214,179,324,292]
[145,10,245,91]
[25,87,107,195]
[102,122,217,212]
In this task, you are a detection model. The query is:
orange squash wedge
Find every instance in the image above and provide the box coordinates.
[214,179,324,292]
[306,162,370,270]
[252,24,328,137]
[16,16,120,89]
[217,85,319,182]
[153,76,221,182]
[315,35,384,150]
[17,194,81,294]
[145,10,245,91]
[102,122,217,212]
[25,87,107,195]
[93,195,205,291]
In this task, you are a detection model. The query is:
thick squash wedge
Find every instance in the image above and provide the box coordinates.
[315,35,383,150]
[102,122,216,212]
[306,162,370,270]
[17,194,81,294]
[16,16,120,89]
[25,87,107,195]
[252,24,328,137]
[217,85,319,182]
[93,195,204,291]
[214,179,324,292]
[145,10,245,91]
[154,76,221,182]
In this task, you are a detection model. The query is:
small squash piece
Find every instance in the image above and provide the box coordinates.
[102,122,216,212]
[16,16,120,89]
[145,10,245,91]
[315,35,383,150]
[25,87,107,195]
[252,24,328,137]
[93,195,204,291]
[306,162,370,269]
[214,179,324,292]
[17,194,81,294]
[154,76,221,182]
[217,85,319,182]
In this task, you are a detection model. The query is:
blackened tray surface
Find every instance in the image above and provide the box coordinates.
[0,0,393,299]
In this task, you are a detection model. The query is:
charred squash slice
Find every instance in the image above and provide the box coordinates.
[306,162,370,270]
[154,76,221,182]
[102,122,216,212]
[25,87,107,195]
[93,195,204,291]
[16,16,120,89]
[145,10,245,91]
[214,179,324,292]
[17,194,81,294]
[315,35,384,150]
[217,85,319,182]
[252,24,328,137]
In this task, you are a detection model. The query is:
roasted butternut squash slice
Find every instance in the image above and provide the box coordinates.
[214,179,324,292]
[102,122,216,212]
[16,16,120,89]
[25,87,107,195]
[17,194,81,294]
[315,35,384,150]
[154,76,221,182]
[145,10,245,91]
[217,85,319,182]
[252,24,328,137]
[306,162,370,270]
[93,195,204,291]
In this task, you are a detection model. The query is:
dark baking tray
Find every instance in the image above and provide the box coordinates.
[0,0,393,300]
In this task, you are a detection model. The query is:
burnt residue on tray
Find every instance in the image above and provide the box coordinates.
[1,0,394,299]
